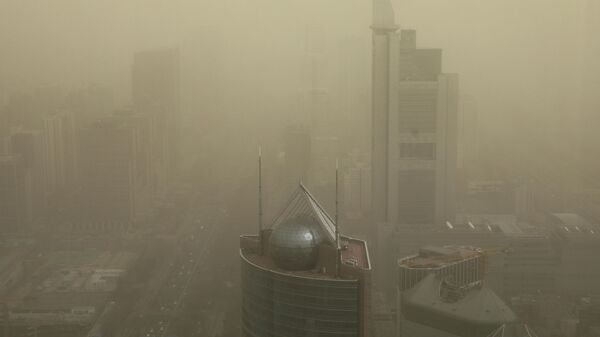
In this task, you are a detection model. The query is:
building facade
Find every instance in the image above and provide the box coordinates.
[396,246,537,337]
[240,184,372,337]
[0,155,32,232]
[76,116,150,231]
[132,48,180,181]
[371,0,458,225]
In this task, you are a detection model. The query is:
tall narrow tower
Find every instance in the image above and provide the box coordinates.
[371,0,398,222]
[371,1,459,226]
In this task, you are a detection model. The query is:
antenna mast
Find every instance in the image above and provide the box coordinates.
[335,158,340,277]
[258,146,264,255]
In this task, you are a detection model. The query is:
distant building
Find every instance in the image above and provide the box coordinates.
[581,0,600,191]
[113,110,157,193]
[459,179,534,219]
[399,274,537,337]
[396,246,538,337]
[66,84,113,128]
[43,111,78,193]
[457,95,478,171]
[310,136,340,186]
[547,213,600,296]
[76,116,150,231]
[298,30,332,138]
[10,131,48,220]
[371,1,458,225]
[342,151,372,219]
[343,165,372,219]
[0,155,32,232]
[376,221,561,300]
[132,48,180,181]
[240,184,372,337]
[0,108,10,145]
[4,87,65,130]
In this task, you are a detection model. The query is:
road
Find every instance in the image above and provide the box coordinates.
[112,185,240,337]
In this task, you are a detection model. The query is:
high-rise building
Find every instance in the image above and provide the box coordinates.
[132,48,180,180]
[457,95,478,171]
[371,0,458,225]
[396,246,538,337]
[0,110,10,155]
[580,0,600,219]
[0,108,9,145]
[76,116,149,231]
[43,111,78,193]
[240,184,372,337]
[342,151,372,220]
[113,110,156,193]
[66,84,113,128]
[0,155,32,232]
[10,131,48,219]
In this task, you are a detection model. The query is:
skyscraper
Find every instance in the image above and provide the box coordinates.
[580,0,600,190]
[371,1,458,225]
[76,116,149,231]
[10,131,48,220]
[240,184,372,337]
[43,110,78,193]
[132,48,180,181]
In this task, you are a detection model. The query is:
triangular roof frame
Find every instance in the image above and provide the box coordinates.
[268,183,337,243]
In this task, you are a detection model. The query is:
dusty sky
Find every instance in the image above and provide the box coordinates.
[0,0,595,146]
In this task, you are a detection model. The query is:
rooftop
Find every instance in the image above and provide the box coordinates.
[240,183,370,279]
[402,274,538,337]
[242,235,369,280]
[399,245,482,269]
[549,213,600,238]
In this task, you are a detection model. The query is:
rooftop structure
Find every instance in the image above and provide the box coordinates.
[240,183,371,337]
[549,213,599,237]
[397,246,538,337]
[398,246,485,293]
[400,274,538,337]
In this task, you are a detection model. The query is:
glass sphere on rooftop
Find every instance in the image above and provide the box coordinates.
[270,214,323,271]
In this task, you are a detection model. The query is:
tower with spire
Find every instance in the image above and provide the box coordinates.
[240,183,372,337]
[370,0,459,226]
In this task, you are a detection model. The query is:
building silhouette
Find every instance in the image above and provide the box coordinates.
[240,184,372,337]
[0,155,32,232]
[396,246,538,337]
[132,48,180,182]
[75,115,151,231]
[43,111,78,194]
[371,0,458,225]
[10,131,47,221]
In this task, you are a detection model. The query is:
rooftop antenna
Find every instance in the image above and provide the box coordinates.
[335,158,341,277]
[258,146,264,255]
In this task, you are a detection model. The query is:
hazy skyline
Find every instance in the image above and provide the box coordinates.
[1,0,597,167]
[1,2,600,336]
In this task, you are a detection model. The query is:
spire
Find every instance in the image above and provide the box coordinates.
[258,146,264,255]
[335,159,341,278]
[372,0,397,30]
